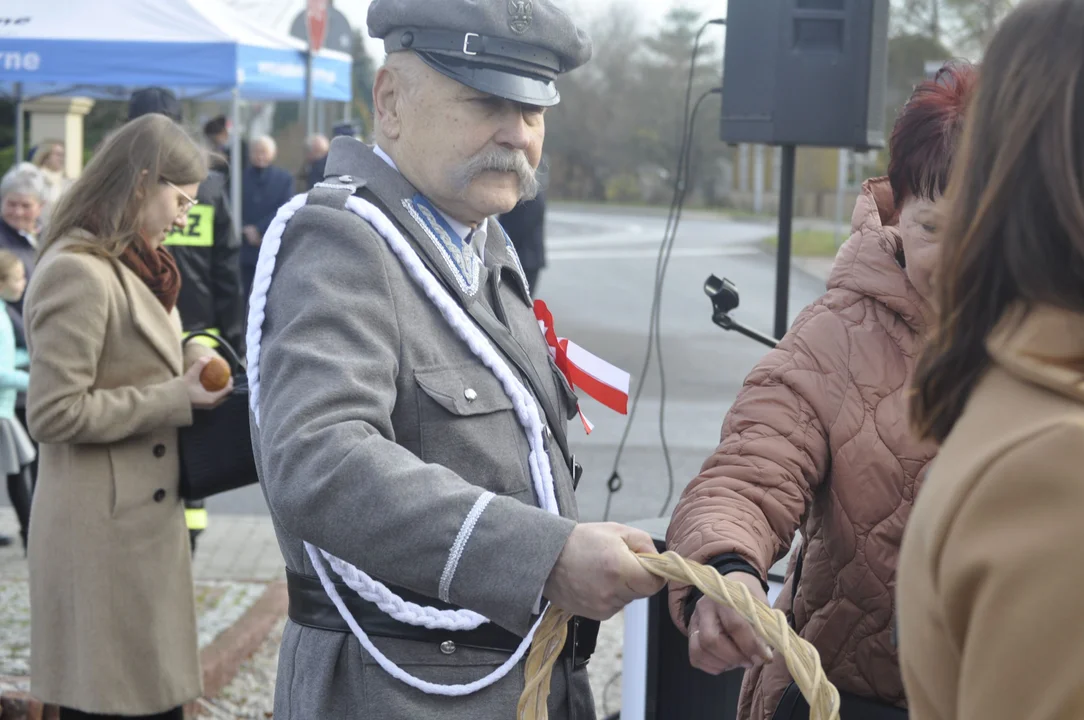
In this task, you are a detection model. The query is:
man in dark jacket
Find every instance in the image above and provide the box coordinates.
[203,114,243,180]
[299,134,329,192]
[164,171,245,353]
[241,136,295,298]
[128,88,246,554]
[498,190,548,291]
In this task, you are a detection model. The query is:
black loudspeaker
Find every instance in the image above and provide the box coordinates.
[720,0,890,150]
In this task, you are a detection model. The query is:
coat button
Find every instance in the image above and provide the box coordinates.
[464,388,478,402]
[338,175,353,183]
[439,640,457,655]
[153,489,167,503]
[153,444,167,458]
[542,427,552,452]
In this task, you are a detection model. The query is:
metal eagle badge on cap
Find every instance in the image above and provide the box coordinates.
[402,194,482,296]
[508,0,534,34]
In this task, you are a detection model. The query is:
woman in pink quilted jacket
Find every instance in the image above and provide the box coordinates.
[665,62,976,719]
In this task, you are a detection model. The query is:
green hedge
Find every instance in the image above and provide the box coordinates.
[0,146,96,180]
[0,146,20,178]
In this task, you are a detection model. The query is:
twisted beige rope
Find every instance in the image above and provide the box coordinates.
[517,551,840,720]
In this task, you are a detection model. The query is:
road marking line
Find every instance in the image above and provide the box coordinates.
[548,231,777,250]
[548,247,761,261]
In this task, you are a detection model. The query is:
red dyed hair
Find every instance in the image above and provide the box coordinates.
[887,60,978,207]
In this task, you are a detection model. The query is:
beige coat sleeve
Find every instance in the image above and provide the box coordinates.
[939,421,1084,720]
[182,341,216,371]
[25,252,192,445]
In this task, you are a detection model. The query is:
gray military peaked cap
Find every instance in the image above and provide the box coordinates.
[368,0,593,107]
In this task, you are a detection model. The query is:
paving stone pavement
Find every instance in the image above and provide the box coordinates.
[189,513,286,582]
[0,510,278,702]
[0,510,28,582]
[0,507,626,717]
[0,510,287,585]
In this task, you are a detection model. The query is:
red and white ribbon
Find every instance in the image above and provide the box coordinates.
[534,299,631,434]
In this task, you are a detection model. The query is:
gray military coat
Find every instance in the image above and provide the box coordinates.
[251,138,595,719]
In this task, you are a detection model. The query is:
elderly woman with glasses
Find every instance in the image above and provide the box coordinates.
[0,163,46,341]
[0,164,48,546]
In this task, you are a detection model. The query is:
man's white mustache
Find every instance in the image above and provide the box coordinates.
[451,149,541,200]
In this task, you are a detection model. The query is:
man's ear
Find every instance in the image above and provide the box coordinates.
[373,66,403,141]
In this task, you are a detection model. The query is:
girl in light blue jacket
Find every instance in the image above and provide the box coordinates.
[0,250,34,552]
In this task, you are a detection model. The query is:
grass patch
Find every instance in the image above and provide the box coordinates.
[763,229,841,257]
[721,208,776,222]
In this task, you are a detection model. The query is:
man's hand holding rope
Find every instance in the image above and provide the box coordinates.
[542,522,666,621]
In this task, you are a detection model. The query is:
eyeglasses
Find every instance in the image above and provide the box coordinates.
[165,180,197,218]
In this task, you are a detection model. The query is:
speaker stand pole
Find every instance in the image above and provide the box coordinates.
[304,49,315,140]
[774,144,797,340]
[13,83,24,166]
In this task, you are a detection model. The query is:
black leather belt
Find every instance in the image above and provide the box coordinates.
[286,569,599,668]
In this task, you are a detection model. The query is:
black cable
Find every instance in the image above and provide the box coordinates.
[602,669,623,717]
[654,87,721,518]
[603,18,726,522]
[603,18,720,520]
[649,23,720,519]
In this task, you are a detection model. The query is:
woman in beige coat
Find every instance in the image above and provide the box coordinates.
[901,1,1084,718]
[24,114,232,719]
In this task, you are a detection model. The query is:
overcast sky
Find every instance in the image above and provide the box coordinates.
[253,0,727,58]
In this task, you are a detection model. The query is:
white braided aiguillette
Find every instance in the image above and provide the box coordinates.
[248,191,561,695]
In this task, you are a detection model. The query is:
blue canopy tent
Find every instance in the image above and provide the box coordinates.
[1,0,353,235]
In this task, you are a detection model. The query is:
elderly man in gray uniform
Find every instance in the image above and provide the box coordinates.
[246,1,664,718]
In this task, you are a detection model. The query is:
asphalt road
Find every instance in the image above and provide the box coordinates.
[204,204,826,524]
[1,205,827,527]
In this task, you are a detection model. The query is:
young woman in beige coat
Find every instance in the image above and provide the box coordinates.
[900,1,1084,718]
[23,114,232,719]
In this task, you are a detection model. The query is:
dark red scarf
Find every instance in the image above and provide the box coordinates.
[119,239,181,313]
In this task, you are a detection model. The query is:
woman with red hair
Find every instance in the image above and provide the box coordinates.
[664,61,977,719]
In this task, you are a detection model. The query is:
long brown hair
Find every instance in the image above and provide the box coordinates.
[41,114,206,259]
[911,0,1084,443]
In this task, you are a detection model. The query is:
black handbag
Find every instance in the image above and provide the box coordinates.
[773,682,908,720]
[178,332,259,501]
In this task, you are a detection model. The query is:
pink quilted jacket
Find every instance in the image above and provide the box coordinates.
[666,178,939,718]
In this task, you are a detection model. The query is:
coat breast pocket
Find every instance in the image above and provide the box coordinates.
[414,363,532,499]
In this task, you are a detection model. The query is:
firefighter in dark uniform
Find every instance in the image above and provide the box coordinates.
[128,88,246,553]
[499,190,547,291]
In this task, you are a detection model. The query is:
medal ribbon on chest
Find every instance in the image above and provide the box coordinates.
[533,299,630,434]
